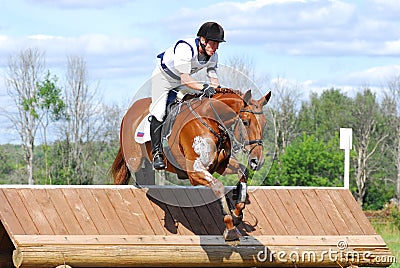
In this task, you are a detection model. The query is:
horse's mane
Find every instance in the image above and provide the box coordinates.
[215,87,242,96]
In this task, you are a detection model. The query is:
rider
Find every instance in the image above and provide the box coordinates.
[149,21,225,170]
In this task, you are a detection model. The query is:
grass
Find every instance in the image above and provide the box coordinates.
[370,218,399,268]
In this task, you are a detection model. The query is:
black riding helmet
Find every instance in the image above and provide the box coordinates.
[197,22,225,43]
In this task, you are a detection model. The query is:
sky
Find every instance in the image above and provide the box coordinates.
[1,0,400,143]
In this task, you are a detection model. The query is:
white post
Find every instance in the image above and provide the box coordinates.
[340,128,352,189]
[344,148,350,189]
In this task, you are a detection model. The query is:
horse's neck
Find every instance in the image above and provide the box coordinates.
[213,92,243,113]
[201,93,242,128]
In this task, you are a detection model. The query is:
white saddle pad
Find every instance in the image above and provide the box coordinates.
[134,114,152,144]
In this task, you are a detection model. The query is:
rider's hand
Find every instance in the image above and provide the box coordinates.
[202,84,216,97]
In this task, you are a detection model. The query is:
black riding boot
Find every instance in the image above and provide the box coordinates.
[150,116,166,170]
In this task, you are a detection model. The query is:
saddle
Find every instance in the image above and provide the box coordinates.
[134,88,201,144]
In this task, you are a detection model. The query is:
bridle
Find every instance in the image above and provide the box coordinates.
[231,108,264,156]
[185,91,264,159]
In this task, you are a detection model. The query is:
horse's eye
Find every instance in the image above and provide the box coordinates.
[242,120,250,127]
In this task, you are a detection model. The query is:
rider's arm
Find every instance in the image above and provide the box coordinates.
[210,77,219,88]
[180,73,219,91]
[180,73,204,91]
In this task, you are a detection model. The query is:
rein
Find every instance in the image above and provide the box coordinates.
[186,100,229,151]
[185,89,263,157]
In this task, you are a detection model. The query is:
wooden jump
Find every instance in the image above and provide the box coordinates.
[0,185,395,268]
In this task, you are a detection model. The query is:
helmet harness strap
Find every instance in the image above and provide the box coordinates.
[199,38,211,62]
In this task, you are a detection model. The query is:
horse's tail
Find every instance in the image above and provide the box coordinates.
[111,147,131,185]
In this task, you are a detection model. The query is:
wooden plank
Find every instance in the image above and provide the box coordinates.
[131,188,167,235]
[117,188,154,235]
[265,189,299,234]
[251,188,287,235]
[183,188,222,235]
[91,189,128,235]
[61,188,98,235]
[244,191,275,235]
[17,188,54,235]
[156,188,195,235]
[197,186,220,206]
[174,188,209,235]
[275,189,313,235]
[302,189,338,235]
[315,189,351,235]
[198,188,226,234]
[104,188,144,235]
[2,188,38,235]
[339,189,376,235]
[287,189,324,235]
[145,188,180,236]
[46,188,84,235]
[32,189,68,235]
[327,189,364,235]
[0,190,24,236]
[13,234,388,247]
[74,188,114,235]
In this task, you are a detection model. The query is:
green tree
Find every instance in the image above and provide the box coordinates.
[266,133,344,186]
[297,88,353,142]
[5,48,45,184]
[351,88,388,206]
[383,75,400,210]
[36,71,66,184]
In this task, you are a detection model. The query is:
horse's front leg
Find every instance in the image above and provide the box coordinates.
[231,163,249,226]
[187,164,242,242]
[208,176,242,242]
[184,136,242,242]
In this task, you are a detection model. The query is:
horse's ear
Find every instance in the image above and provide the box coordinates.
[243,90,252,104]
[260,91,272,106]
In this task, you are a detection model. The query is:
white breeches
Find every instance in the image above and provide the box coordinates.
[149,65,181,122]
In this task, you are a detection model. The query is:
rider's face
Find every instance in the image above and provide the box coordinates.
[201,38,219,56]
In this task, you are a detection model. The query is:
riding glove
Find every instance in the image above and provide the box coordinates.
[202,84,216,97]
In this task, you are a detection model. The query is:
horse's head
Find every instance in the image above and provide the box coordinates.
[237,90,271,171]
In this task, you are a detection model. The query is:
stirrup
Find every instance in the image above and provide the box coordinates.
[152,152,165,170]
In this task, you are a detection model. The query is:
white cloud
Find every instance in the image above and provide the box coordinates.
[26,0,131,9]
[162,0,400,57]
[336,65,400,86]
[24,34,149,55]
[382,39,400,56]
[229,0,306,12]
[0,34,154,78]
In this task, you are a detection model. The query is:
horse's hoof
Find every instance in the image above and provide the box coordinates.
[232,210,243,226]
[223,227,242,244]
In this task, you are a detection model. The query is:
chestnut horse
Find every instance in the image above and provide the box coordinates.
[111,88,271,242]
